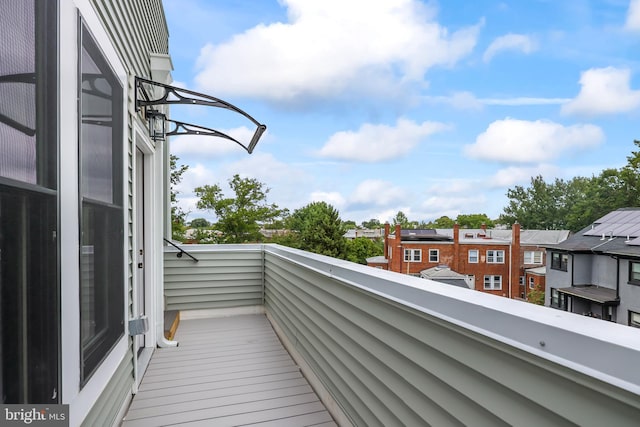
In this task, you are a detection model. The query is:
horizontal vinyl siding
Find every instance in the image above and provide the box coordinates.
[81,355,133,427]
[163,246,264,311]
[263,245,640,427]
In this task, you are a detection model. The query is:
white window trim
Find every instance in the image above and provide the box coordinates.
[486,250,505,264]
[468,249,479,263]
[429,249,439,263]
[404,248,422,262]
[483,275,502,290]
[524,251,543,264]
[529,277,536,289]
[59,1,130,424]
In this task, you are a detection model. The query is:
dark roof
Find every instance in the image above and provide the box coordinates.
[557,286,619,305]
[544,208,640,257]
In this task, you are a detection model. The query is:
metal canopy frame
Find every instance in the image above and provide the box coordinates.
[134,76,266,153]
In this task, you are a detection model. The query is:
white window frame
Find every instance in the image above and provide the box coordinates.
[483,275,502,290]
[404,248,421,262]
[59,2,130,421]
[524,251,543,264]
[529,276,535,289]
[468,249,479,263]
[486,250,505,264]
[428,249,439,263]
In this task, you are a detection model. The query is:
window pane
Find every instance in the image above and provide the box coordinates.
[0,0,58,404]
[79,22,124,383]
[0,1,36,183]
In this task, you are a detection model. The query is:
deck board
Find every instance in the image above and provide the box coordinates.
[122,314,337,427]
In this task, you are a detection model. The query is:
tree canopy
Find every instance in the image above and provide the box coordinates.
[195,174,284,243]
[170,154,188,240]
[345,237,383,264]
[500,142,640,231]
[189,218,210,228]
[285,201,347,258]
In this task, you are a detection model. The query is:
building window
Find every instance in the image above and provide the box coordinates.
[486,250,505,263]
[388,246,392,259]
[551,252,568,271]
[519,276,525,285]
[468,249,479,263]
[630,311,640,328]
[629,262,640,285]
[404,249,421,262]
[550,288,567,310]
[484,275,502,290]
[79,20,124,384]
[0,0,59,404]
[529,277,535,289]
[428,249,439,263]
[524,251,543,264]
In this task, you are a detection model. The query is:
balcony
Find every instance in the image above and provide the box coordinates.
[125,244,640,426]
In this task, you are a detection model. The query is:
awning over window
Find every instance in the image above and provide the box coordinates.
[557,286,619,305]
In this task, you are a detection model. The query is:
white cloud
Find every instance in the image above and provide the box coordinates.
[626,0,640,31]
[489,165,561,188]
[481,97,571,106]
[424,92,570,109]
[194,0,481,103]
[464,118,604,163]
[483,34,537,63]
[349,179,408,207]
[561,67,640,116]
[421,195,488,216]
[317,118,449,162]
[309,192,347,209]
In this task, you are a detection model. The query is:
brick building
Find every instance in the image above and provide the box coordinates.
[367,223,569,300]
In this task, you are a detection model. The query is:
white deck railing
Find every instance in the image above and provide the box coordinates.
[165,244,640,426]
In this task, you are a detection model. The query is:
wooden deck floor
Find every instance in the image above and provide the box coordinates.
[122,315,337,427]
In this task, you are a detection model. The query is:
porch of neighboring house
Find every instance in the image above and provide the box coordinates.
[122,314,336,426]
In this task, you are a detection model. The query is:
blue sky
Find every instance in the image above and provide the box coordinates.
[163,0,640,225]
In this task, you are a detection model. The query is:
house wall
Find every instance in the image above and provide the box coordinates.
[378,224,551,299]
[572,253,593,284]
[56,0,170,425]
[617,259,640,326]
[590,254,617,290]
[383,224,524,298]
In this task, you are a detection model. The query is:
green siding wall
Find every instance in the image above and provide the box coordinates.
[80,356,133,427]
[163,245,264,311]
[262,245,640,427]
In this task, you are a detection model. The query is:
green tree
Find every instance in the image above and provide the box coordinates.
[343,220,358,229]
[392,211,414,228]
[286,201,347,258]
[501,140,640,232]
[500,175,568,229]
[345,237,383,264]
[361,218,382,229]
[456,213,495,229]
[170,154,188,240]
[528,287,545,305]
[195,174,284,243]
[432,215,455,228]
[190,218,210,228]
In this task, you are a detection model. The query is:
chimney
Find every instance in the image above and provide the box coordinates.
[453,223,460,270]
[384,223,390,260]
[510,222,521,299]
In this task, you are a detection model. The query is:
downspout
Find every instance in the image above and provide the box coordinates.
[508,242,512,299]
